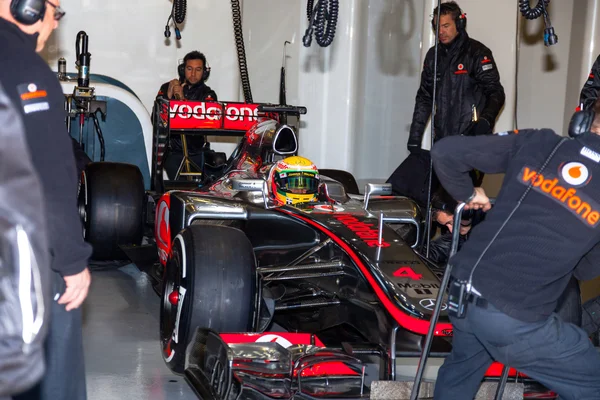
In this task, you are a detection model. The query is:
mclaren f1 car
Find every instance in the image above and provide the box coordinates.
[78,99,553,399]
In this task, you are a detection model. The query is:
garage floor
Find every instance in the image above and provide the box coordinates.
[83,264,197,400]
[82,264,442,400]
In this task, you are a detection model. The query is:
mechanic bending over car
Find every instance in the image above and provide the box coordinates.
[0,1,92,399]
[427,188,584,332]
[579,52,600,111]
[429,102,600,399]
[156,50,219,180]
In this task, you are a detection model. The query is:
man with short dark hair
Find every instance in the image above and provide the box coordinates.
[407,1,505,155]
[0,1,92,399]
[430,102,600,398]
[579,54,600,111]
[156,50,219,180]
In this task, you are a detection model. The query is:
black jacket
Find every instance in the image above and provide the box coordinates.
[409,32,505,146]
[0,18,91,276]
[432,129,600,322]
[579,54,600,110]
[156,81,218,154]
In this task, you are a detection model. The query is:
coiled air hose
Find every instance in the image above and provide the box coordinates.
[519,0,557,46]
[231,0,253,103]
[173,0,186,25]
[303,0,339,48]
[519,0,549,19]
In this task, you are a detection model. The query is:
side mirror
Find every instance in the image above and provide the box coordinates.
[231,178,270,209]
[231,179,266,191]
[364,183,392,209]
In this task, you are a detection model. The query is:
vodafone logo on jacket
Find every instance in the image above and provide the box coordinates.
[560,162,590,186]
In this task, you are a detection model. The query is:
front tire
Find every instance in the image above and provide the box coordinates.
[160,225,257,373]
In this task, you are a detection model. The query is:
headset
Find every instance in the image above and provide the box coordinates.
[568,108,596,138]
[10,0,46,25]
[177,51,211,84]
[431,2,467,31]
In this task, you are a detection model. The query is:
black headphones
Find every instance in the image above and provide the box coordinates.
[568,108,596,138]
[177,52,211,84]
[431,2,467,31]
[10,0,46,25]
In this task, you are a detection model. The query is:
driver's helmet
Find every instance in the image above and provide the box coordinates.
[270,156,320,205]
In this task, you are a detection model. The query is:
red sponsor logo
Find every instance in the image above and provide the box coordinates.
[155,193,171,265]
[332,213,390,248]
[169,101,259,131]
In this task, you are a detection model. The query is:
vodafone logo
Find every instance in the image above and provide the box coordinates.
[458,64,464,70]
[560,162,590,186]
[169,102,258,122]
[254,334,293,348]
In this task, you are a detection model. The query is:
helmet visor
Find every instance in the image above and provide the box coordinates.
[277,171,319,194]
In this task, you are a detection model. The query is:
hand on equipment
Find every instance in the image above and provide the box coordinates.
[468,118,491,136]
[168,79,184,100]
[464,187,491,211]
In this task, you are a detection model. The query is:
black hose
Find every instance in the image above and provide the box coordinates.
[303,0,339,48]
[519,0,557,46]
[231,0,253,103]
[173,0,186,24]
[519,0,550,20]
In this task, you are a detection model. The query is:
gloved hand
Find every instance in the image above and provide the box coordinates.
[407,135,422,154]
[468,118,492,136]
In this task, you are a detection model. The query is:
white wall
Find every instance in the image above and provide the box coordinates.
[42,0,599,183]
[243,0,428,183]
[42,0,242,114]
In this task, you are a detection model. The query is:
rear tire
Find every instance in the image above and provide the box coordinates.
[320,169,360,194]
[79,162,144,260]
[160,225,257,373]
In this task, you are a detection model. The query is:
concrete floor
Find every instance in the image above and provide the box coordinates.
[83,264,197,400]
[81,264,440,400]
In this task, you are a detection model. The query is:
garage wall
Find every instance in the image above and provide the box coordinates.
[41,1,600,184]
[40,0,242,114]
[242,0,427,184]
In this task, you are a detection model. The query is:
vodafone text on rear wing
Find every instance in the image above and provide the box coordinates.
[167,100,265,132]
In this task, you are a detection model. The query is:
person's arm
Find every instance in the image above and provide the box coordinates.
[579,54,600,111]
[469,47,505,135]
[408,50,434,152]
[431,130,532,202]
[574,241,600,281]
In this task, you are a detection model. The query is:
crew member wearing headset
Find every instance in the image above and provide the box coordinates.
[0,1,92,399]
[404,0,505,197]
[579,53,600,111]
[156,50,218,180]
[430,102,600,399]
[408,1,505,152]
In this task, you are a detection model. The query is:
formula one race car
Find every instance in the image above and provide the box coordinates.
[79,99,553,399]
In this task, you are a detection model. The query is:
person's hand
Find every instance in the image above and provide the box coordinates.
[58,267,91,311]
[468,118,491,136]
[464,187,491,212]
[168,79,184,100]
[407,135,422,154]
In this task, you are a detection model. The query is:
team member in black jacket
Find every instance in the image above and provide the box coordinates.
[0,1,92,399]
[579,54,600,111]
[156,51,218,179]
[407,1,505,153]
[430,110,600,398]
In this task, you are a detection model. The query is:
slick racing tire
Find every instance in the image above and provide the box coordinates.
[79,162,144,260]
[160,225,257,373]
[319,169,360,194]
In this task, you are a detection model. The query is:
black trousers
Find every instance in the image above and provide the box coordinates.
[14,272,86,400]
[434,296,600,400]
